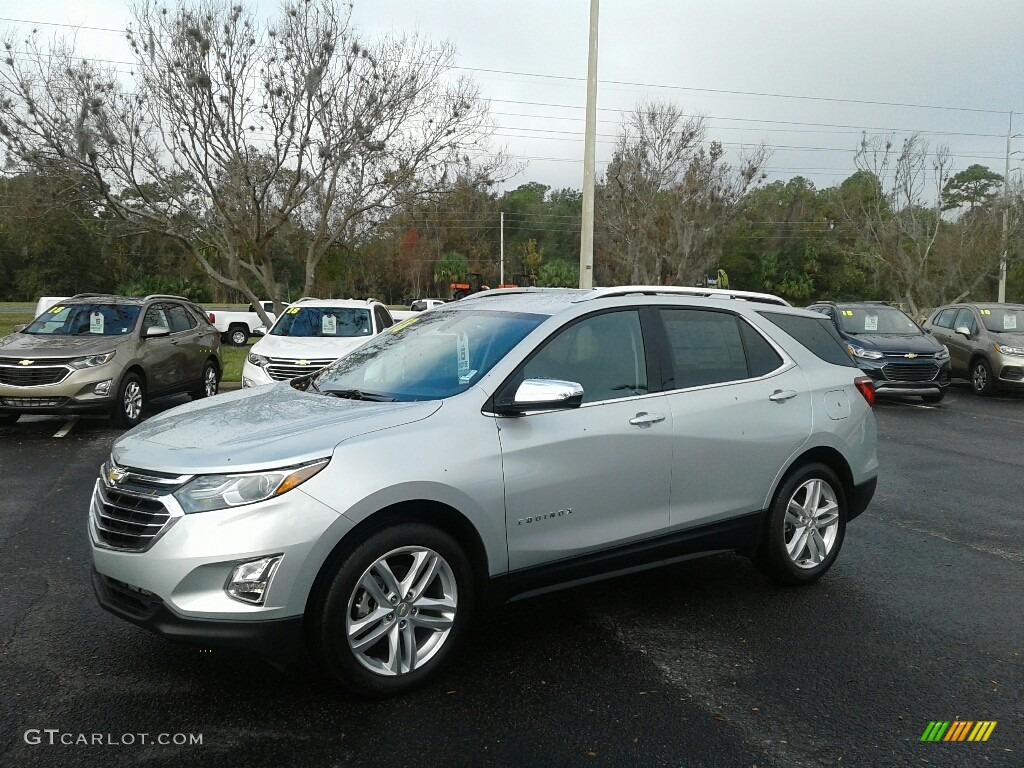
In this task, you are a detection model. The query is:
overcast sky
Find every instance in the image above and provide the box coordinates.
[4,0,1023,193]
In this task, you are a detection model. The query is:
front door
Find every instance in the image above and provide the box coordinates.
[498,309,673,572]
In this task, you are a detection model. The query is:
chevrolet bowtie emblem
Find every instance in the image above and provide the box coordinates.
[18,359,34,366]
[905,353,918,359]
[298,360,309,366]
[106,466,127,485]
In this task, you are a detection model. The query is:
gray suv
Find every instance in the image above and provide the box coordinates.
[89,287,878,697]
[0,293,222,427]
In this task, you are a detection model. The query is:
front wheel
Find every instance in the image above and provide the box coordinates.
[112,373,145,428]
[754,463,847,586]
[313,523,473,698]
[971,359,995,396]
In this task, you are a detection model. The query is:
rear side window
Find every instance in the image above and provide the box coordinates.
[934,308,957,328]
[167,304,197,333]
[374,305,394,330]
[759,312,856,368]
[658,309,778,388]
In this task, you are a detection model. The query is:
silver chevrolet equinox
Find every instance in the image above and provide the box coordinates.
[90,287,878,697]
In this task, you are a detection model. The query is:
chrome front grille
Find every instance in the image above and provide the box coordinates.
[265,357,337,381]
[91,463,190,551]
[881,362,940,382]
[0,363,72,387]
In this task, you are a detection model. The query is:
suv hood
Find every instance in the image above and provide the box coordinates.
[111,383,441,475]
[0,332,128,359]
[844,332,943,354]
[250,333,372,361]
[990,330,1024,344]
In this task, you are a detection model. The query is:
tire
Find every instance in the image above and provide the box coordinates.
[112,372,146,428]
[755,463,847,586]
[192,360,220,400]
[921,391,945,404]
[228,326,249,346]
[971,358,995,396]
[313,523,474,698]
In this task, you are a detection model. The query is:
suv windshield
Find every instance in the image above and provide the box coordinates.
[271,307,372,338]
[23,304,141,336]
[837,306,921,335]
[979,307,1024,333]
[313,309,545,401]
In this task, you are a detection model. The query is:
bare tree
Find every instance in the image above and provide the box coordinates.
[598,100,767,285]
[0,0,498,322]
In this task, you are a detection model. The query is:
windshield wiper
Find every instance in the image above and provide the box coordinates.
[321,388,395,402]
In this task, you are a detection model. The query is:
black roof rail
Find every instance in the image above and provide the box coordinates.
[143,294,191,302]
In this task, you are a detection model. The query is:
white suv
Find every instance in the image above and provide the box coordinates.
[242,298,395,388]
[90,287,877,698]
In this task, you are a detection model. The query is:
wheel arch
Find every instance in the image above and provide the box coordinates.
[120,364,147,390]
[303,499,491,624]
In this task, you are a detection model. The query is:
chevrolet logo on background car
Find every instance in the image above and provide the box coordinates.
[105,465,127,485]
[18,360,34,365]
[905,353,919,359]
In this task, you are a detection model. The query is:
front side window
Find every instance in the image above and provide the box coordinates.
[143,305,170,333]
[271,307,373,338]
[953,308,979,335]
[24,303,141,337]
[521,310,648,404]
[314,309,545,401]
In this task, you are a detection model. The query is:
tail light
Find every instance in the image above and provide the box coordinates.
[854,376,876,406]
[208,312,216,323]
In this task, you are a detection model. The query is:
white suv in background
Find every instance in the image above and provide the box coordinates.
[242,298,395,387]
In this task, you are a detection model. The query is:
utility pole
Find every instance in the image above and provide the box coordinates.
[499,211,505,286]
[999,112,1012,303]
[578,0,599,289]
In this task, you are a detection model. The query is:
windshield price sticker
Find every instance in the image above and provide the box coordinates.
[90,312,105,334]
[1005,315,1018,330]
[322,314,338,335]
[864,315,879,331]
[457,332,471,381]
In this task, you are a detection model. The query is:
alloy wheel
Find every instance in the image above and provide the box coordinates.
[204,366,218,397]
[972,363,988,392]
[784,478,840,569]
[345,546,458,677]
[123,380,143,421]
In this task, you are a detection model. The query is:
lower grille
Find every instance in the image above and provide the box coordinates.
[0,365,71,386]
[1,397,69,407]
[881,362,939,382]
[265,357,337,382]
[94,573,162,620]
[92,484,173,551]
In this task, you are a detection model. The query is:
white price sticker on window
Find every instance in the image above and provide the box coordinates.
[1005,314,1018,330]
[864,315,878,332]
[90,312,104,334]
[457,332,471,381]
[322,314,337,335]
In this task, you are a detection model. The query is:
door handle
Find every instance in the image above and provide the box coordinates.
[769,389,798,402]
[629,412,666,427]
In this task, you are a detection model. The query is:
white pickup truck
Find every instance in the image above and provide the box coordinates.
[206,301,286,346]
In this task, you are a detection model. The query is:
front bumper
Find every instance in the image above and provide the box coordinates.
[992,353,1024,388]
[856,358,951,397]
[241,360,274,389]
[0,365,121,415]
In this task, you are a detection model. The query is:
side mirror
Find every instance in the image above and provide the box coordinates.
[12,324,27,333]
[144,326,170,339]
[954,326,972,339]
[495,378,584,416]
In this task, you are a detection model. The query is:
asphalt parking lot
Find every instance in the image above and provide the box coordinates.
[1,385,1021,767]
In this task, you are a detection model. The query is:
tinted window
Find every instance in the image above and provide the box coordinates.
[23,303,141,336]
[934,308,957,329]
[271,307,372,337]
[659,309,749,388]
[759,312,857,368]
[143,305,170,332]
[740,321,784,377]
[523,310,648,403]
[953,308,978,335]
[836,306,921,335]
[374,305,393,330]
[167,304,197,333]
[410,301,427,312]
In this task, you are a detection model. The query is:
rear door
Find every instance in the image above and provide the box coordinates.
[138,304,178,392]
[167,303,204,384]
[655,308,813,529]
[498,309,673,571]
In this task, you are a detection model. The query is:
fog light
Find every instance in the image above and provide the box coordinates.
[242,377,256,389]
[94,380,113,396]
[225,555,283,605]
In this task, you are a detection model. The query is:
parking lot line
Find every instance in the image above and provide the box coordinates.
[53,417,79,438]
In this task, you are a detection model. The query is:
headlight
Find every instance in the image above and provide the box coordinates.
[70,351,116,369]
[994,343,1024,356]
[848,345,883,360]
[247,352,270,367]
[935,346,950,360]
[173,459,329,514]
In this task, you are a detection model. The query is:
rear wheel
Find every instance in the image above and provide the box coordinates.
[192,360,220,400]
[228,325,249,346]
[112,373,145,428]
[755,463,847,586]
[971,358,995,396]
[313,523,473,698]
